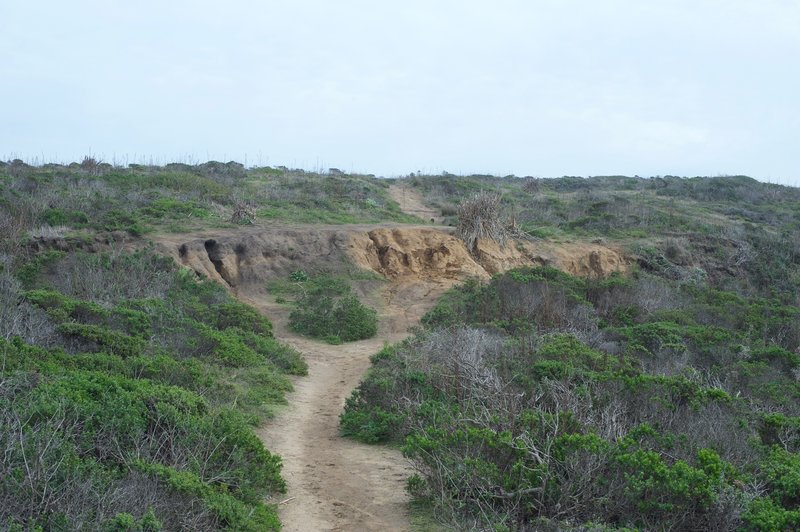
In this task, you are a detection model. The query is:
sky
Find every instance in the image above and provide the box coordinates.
[1,0,798,184]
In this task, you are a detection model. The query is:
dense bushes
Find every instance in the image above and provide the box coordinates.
[290,294,378,343]
[0,342,286,530]
[0,248,304,530]
[342,267,800,530]
[0,271,57,345]
[282,273,379,343]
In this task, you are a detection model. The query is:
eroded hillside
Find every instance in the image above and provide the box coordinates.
[158,225,629,291]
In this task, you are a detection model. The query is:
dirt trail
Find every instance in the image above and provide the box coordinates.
[388,184,442,224]
[153,219,629,530]
[244,280,448,531]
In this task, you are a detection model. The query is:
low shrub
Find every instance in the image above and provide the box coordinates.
[343,265,800,529]
[56,322,145,357]
[0,247,301,530]
[286,273,378,343]
[290,294,378,343]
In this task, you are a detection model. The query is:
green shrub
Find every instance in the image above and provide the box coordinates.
[742,496,800,531]
[210,328,264,366]
[1,245,303,529]
[761,447,800,507]
[0,357,286,528]
[100,209,146,235]
[289,270,309,282]
[42,207,89,227]
[199,302,273,335]
[236,328,307,375]
[26,288,108,321]
[286,273,378,343]
[340,394,404,443]
[15,251,65,288]
[138,197,210,220]
[104,510,162,532]
[133,462,280,531]
[56,322,145,357]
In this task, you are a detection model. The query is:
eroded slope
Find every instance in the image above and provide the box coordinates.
[158,225,629,291]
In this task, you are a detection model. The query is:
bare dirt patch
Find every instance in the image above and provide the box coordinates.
[157,224,629,290]
[349,227,629,281]
[388,184,443,224]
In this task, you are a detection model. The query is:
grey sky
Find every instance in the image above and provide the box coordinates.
[2,1,798,184]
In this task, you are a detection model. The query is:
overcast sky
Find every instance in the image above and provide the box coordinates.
[1,1,798,184]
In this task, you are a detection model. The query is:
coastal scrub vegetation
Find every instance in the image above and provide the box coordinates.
[342,265,800,530]
[341,172,800,531]
[0,242,304,529]
[4,158,800,530]
[0,159,421,243]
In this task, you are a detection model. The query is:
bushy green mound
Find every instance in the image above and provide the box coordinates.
[282,273,378,344]
[342,267,800,531]
[0,248,305,530]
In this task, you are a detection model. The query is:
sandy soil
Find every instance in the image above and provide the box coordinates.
[388,185,443,224]
[244,279,448,532]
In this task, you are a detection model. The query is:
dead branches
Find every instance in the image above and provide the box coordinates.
[229,201,255,225]
[456,191,509,253]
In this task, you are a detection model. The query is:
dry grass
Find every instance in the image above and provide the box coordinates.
[456,191,529,252]
[27,225,70,239]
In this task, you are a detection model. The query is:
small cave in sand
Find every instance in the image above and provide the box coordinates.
[204,239,228,284]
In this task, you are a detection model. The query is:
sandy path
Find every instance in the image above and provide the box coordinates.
[244,280,448,531]
[388,184,442,224]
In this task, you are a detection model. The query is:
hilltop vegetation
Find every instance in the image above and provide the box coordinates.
[411,173,800,293]
[0,158,421,243]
